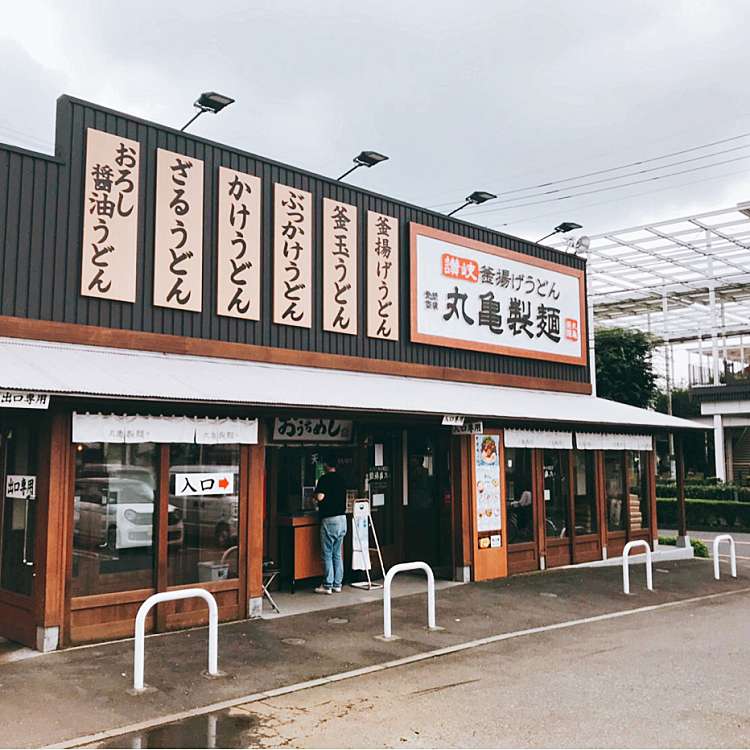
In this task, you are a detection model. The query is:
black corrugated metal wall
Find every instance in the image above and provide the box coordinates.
[0,95,589,384]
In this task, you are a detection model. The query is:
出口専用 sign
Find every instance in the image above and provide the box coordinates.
[410,224,587,365]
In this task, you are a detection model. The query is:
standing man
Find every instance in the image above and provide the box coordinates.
[313,452,347,594]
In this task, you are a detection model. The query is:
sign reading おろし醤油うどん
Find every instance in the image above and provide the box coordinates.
[410,224,587,366]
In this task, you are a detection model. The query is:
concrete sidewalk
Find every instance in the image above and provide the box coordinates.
[1,557,747,749]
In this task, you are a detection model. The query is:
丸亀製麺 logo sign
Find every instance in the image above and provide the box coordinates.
[411,224,586,365]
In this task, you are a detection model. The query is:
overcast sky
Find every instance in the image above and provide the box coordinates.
[2,0,750,245]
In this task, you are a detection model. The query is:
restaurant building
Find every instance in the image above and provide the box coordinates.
[0,96,698,651]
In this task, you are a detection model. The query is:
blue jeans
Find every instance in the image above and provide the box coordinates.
[320,515,347,589]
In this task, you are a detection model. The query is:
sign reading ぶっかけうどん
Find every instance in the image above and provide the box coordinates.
[410,224,587,366]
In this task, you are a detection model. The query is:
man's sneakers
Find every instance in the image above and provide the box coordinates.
[314,585,343,594]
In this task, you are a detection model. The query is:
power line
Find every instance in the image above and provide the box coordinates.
[484,164,750,231]
[427,129,750,209]
[454,153,750,218]
[448,143,750,209]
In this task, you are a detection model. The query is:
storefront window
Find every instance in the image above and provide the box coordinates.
[627,451,651,532]
[72,443,158,597]
[0,417,39,596]
[603,451,626,532]
[543,450,569,539]
[168,444,241,586]
[276,447,356,516]
[505,447,534,544]
[573,450,598,535]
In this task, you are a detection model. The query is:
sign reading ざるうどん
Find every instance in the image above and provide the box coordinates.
[410,224,587,365]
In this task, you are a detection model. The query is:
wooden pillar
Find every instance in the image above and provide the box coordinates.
[246,443,266,616]
[34,411,71,650]
[675,434,687,539]
[533,449,547,568]
[451,435,472,582]
[596,451,608,558]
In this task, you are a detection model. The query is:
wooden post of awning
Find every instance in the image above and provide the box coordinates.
[675,433,688,543]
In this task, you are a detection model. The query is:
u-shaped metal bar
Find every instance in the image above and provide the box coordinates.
[383,562,437,639]
[622,540,653,595]
[132,588,219,692]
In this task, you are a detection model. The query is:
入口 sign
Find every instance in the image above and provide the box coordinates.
[175,472,234,497]
[410,223,586,366]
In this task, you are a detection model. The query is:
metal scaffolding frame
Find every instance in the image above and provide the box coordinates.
[551,201,750,482]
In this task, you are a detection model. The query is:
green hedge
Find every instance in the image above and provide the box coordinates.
[657,499,750,532]
[656,483,750,501]
[658,535,710,558]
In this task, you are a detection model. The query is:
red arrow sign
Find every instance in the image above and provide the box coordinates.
[218,477,229,489]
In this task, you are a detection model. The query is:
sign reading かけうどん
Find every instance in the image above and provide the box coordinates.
[410,224,587,366]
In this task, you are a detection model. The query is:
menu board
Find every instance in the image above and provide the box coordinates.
[474,434,502,533]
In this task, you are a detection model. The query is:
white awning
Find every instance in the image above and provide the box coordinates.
[71,413,258,444]
[0,337,702,432]
[503,429,573,449]
[575,432,653,450]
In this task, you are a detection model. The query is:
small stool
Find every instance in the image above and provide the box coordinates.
[262,561,281,614]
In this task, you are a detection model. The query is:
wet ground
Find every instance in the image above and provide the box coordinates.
[2,556,748,748]
[87,579,750,748]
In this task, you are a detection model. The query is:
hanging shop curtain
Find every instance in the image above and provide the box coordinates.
[503,428,573,449]
[72,413,258,444]
[575,432,652,451]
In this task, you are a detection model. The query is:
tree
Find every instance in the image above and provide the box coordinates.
[655,388,712,476]
[595,327,658,408]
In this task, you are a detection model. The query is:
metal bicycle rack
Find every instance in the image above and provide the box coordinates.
[621,540,653,595]
[131,588,221,693]
[381,561,440,640]
[712,534,737,580]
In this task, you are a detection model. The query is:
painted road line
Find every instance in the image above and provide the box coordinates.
[48,586,750,750]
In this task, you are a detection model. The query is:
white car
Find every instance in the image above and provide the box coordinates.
[74,477,184,550]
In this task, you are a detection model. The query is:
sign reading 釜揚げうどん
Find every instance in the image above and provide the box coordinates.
[410,224,587,366]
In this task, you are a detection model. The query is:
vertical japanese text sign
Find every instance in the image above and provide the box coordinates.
[154,148,204,312]
[323,198,358,334]
[217,167,261,320]
[273,184,312,327]
[367,212,399,340]
[81,128,140,302]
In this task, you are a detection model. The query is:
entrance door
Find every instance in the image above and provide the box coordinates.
[541,449,573,568]
[405,431,452,576]
[0,414,41,647]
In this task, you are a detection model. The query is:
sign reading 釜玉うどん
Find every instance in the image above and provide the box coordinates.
[410,224,586,365]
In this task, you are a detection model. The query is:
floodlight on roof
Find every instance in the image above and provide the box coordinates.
[447,190,498,216]
[180,91,235,131]
[337,150,389,181]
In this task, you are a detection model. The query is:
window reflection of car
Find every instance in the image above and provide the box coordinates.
[169,465,239,548]
[73,477,183,550]
[77,463,156,490]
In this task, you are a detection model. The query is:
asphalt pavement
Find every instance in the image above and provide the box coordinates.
[0,556,744,748]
